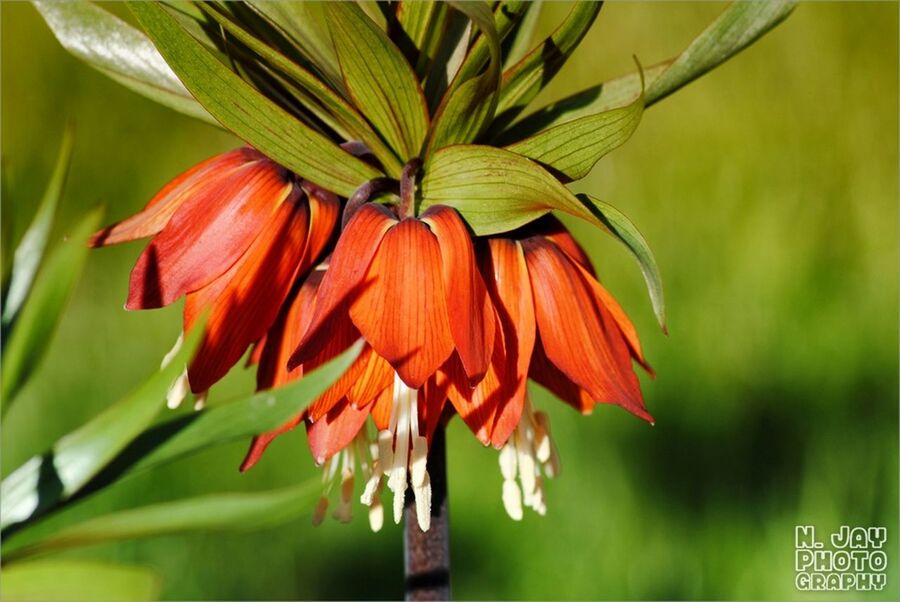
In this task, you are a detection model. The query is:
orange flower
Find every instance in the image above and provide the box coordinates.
[92,147,339,403]
[241,202,496,530]
[95,150,652,531]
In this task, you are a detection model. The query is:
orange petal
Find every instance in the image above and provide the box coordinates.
[306,398,370,465]
[306,342,379,422]
[535,215,595,275]
[420,374,450,443]
[254,271,322,390]
[289,203,396,368]
[239,410,306,472]
[573,260,653,374]
[185,190,310,393]
[91,148,259,247]
[349,218,455,389]
[370,385,393,431]
[529,338,594,414]
[421,205,495,384]
[523,236,651,422]
[483,238,536,447]
[346,348,394,408]
[298,182,341,273]
[127,157,292,309]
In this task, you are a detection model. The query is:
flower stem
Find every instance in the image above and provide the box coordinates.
[404,425,450,601]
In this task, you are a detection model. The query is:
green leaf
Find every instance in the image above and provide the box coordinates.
[502,0,543,70]
[421,146,666,329]
[395,1,448,78]
[196,4,404,178]
[493,2,602,130]
[2,127,74,331]
[3,482,319,561]
[504,69,643,181]
[325,2,428,162]
[424,1,502,155]
[1,209,102,409]
[129,2,381,198]
[245,0,343,91]
[646,0,796,106]
[499,0,794,138]
[119,341,364,477]
[0,322,204,531]
[0,560,160,602]
[421,145,592,234]
[4,341,363,528]
[32,0,215,126]
[578,194,666,332]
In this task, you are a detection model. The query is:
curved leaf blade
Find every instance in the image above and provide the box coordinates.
[421,144,590,234]
[578,194,666,331]
[197,4,404,177]
[2,127,74,332]
[326,2,428,162]
[0,560,160,602]
[129,2,381,198]
[21,341,364,518]
[499,0,794,138]
[493,1,602,129]
[0,322,204,531]
[1,209,102,408]
[646,0,796,105]
[3,482,319,561]
[425,1,502,155]
[505,75,643,181]
[32,0,215,125]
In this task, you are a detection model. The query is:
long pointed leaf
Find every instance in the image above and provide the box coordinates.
[505,72,643,181]
[197,4,403,177]
[326,2,428,162]
[129,2,381,198]
[499,0,795,139]
[2,127,74,331]
[4,482,319,561]
[424,1,502,155]
[0,321,204,531]
[1,209,102,408]
[32,0,216,125]
[578,194,666,332]
[245,0,343,91]
[1,560,160,601]
[493,2,602,130]
[502,0,543,69]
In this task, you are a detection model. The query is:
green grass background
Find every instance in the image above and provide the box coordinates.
[2,2,897,600]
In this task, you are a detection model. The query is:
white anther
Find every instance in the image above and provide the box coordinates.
[502,479,523,521]
[410,436,429,487]
[414,472,432,531]
[193,391,208,411]
[368,492,384,532]
[166,369,189,409]
[499,442,518,480]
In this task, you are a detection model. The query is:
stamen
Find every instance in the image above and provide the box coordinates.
[496,394,560,520]
[166,369,189,409]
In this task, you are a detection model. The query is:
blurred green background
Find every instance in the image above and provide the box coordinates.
[2,2,897,600]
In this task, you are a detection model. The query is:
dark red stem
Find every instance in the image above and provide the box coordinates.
[404,425,450,601]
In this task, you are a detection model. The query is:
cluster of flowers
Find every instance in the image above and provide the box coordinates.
[92,147,652,531]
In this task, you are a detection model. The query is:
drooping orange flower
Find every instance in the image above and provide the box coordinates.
[94,148,652,532]
[241,201,497,530]
[91,147,339,404]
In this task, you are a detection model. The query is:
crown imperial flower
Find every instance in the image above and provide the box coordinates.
[67,0,795,542]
